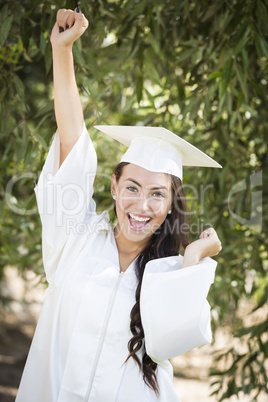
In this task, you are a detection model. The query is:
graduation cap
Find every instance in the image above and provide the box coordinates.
[94,125,222,181]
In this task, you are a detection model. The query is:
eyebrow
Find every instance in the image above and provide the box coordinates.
[124,178,169,191]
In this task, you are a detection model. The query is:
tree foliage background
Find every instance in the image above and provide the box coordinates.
[1,0,267,400]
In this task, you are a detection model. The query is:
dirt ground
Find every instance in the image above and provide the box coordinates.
[0,266,266,402]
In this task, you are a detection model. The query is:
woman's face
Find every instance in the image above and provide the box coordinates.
[111,163,173,246]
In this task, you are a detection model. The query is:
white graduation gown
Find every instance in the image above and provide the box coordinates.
[15,125,217,402]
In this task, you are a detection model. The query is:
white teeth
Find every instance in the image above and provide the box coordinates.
[129,213,150,222]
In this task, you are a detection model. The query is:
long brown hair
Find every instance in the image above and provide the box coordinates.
[113,162,189,395]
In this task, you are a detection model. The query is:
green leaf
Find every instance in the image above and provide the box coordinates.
[85,48,99,80]
[256,33,268,58]
[131,0,147,19]
[253,31,268,58]
[24,140,33,166]
[234,60,248,103]
[148,32,164,61]
[73,39,86,67]
[144,52,161,84]
[233,27,250,55]
[201,3,221,22]
[220,58,233,98]
[136,76,143,103]
[32,132,48,150]
[39,32,47,55]
[145,89,155,108]
[0,13,13,47]
[176,47,196,62]
[229,110,238,129]
[241,49,249,75]
[34,100,54,119]
[222,59,233,85]
[45,43,52,74]
[182,39,199,47]
[13,74,25,101]
[208,71,222,80]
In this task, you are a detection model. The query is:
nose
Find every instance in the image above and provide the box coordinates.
[137,193,150,213]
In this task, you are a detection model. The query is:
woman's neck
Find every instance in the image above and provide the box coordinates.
[114,224,148,258]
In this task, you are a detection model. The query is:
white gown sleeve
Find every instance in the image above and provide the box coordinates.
[34,124,97,280]
[140,255,217,364]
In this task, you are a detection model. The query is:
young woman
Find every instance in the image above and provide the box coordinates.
[16,7,222,402]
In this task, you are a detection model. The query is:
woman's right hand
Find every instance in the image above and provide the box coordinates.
[50,7,89,49]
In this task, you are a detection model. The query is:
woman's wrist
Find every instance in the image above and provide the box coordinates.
[52,42,73,54]
[181,245,202,269]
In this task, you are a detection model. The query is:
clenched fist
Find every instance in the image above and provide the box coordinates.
[181,227,222,268]
[50,7,89,49]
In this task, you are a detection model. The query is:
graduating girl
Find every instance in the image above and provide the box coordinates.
[16,7,222,402]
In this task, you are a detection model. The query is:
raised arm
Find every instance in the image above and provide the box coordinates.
[50,7,89,166]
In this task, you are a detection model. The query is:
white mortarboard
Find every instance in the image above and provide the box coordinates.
[94,125,222,181]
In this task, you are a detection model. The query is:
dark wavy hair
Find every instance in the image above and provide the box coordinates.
[113,162,190,395]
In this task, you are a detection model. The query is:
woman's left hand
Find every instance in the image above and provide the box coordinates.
[181,227,222,268]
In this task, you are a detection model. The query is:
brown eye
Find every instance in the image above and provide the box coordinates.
[126,186,138,192]
[152,192,164,198]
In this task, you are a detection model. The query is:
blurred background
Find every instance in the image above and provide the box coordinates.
[0,0,267,401]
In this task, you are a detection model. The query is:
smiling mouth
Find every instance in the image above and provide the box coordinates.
[127,213,152,231]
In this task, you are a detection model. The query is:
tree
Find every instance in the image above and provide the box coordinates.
[1,0,267,399]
